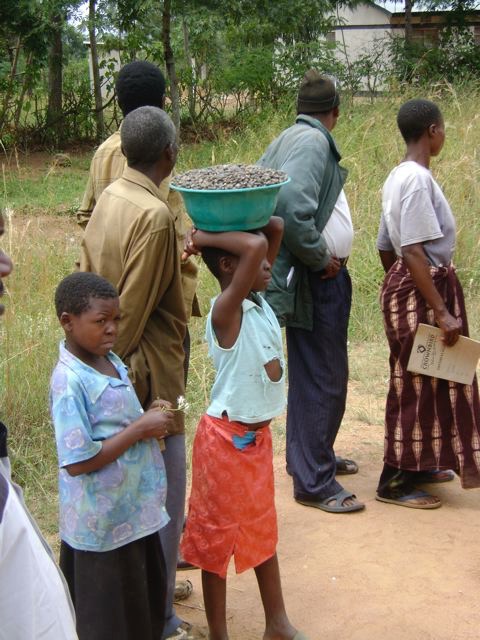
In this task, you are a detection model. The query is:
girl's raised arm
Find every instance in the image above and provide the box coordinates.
[191,218,284,347]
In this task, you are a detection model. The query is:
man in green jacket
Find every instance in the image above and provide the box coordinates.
[258,70,365,513]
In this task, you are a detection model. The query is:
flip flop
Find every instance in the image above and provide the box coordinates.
[164,627,188,640]
[415,469,455,484]
[293,632,310,640]
[296,488,365,513]
[376,489,441,509]
[171,621,208,640]
[174,579,193,602]
[335,456,359,475]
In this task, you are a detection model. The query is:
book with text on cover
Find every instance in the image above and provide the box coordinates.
[407,323,480,385]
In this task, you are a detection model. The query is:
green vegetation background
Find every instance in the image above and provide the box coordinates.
[1,91,479,541]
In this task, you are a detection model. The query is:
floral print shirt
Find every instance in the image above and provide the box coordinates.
[50,342,169,552]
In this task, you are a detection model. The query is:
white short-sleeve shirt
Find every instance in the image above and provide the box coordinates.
[377,161,456,267]
[322,189,354,259]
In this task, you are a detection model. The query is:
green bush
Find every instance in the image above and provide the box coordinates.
[389,29,480,85]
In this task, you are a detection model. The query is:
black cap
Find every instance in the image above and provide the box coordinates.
[297,69,340,114]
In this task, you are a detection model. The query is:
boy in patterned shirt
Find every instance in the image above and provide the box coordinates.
[50,272,173,640]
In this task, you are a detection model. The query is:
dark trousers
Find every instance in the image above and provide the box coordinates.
[286,268,352,500]
[161,327,190,637]
[60,534,167,640]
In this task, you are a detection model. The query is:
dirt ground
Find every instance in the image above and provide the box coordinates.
[178,382,480,640]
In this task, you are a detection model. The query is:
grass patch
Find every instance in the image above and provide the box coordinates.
[0,215,82,538]
[1,149,93,215]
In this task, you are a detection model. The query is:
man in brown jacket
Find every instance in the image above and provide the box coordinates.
[80,106,190,640]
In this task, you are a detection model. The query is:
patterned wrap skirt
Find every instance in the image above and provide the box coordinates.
[181,414,278,578]
[380,259,480,488]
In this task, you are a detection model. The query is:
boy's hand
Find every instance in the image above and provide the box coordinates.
[182,227,201,261]
[136,408,173,440]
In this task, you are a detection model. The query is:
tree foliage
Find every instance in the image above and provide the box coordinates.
[1,0,480,149]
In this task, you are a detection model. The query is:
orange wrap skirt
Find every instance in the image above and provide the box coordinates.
[181,414,278,578]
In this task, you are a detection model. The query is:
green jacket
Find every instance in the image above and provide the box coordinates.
[258,115,348,330]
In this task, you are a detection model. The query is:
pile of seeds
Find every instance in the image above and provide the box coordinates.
[172,164,288,190]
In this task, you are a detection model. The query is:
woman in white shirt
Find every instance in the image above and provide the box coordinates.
[375,98,480,509]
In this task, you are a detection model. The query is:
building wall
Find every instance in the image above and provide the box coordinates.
[86,45,122,102]
[337,3,392,27]
[327,3,393,90]
[331,3,392,64]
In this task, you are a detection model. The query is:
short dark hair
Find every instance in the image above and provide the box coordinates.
[116,61,166,117]
[55,272,118,318]
[201,246,235,279]
[397,99,443,143]
[121,106,176,167]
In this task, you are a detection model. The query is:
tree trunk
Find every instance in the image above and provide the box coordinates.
[162,0,181,142]
[14,51,34,129]
[404,0,414,45]
[46,13,64,146]
[0,36,21,135]
[182,17,196,121]
[88,0,105,142]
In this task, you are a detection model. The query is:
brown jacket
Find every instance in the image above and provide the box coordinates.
[77,130,200,320]
[79,167,187,432]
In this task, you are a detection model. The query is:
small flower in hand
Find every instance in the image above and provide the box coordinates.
[176,395,190,412]
[154,395,189,412]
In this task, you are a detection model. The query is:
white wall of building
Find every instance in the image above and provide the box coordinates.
[332,3,392,64]
[323,3,394,91]
[86,44,122,102]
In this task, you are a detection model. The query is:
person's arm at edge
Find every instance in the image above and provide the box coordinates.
[402,242,460,346]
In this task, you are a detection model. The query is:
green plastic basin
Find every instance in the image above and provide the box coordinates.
[170,178,290,231]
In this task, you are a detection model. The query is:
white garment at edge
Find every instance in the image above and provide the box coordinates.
[322,189,354,259]
[0,451,78,640]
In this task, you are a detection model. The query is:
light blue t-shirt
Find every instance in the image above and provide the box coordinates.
[206,294,286,424]
[49,342,169,552]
